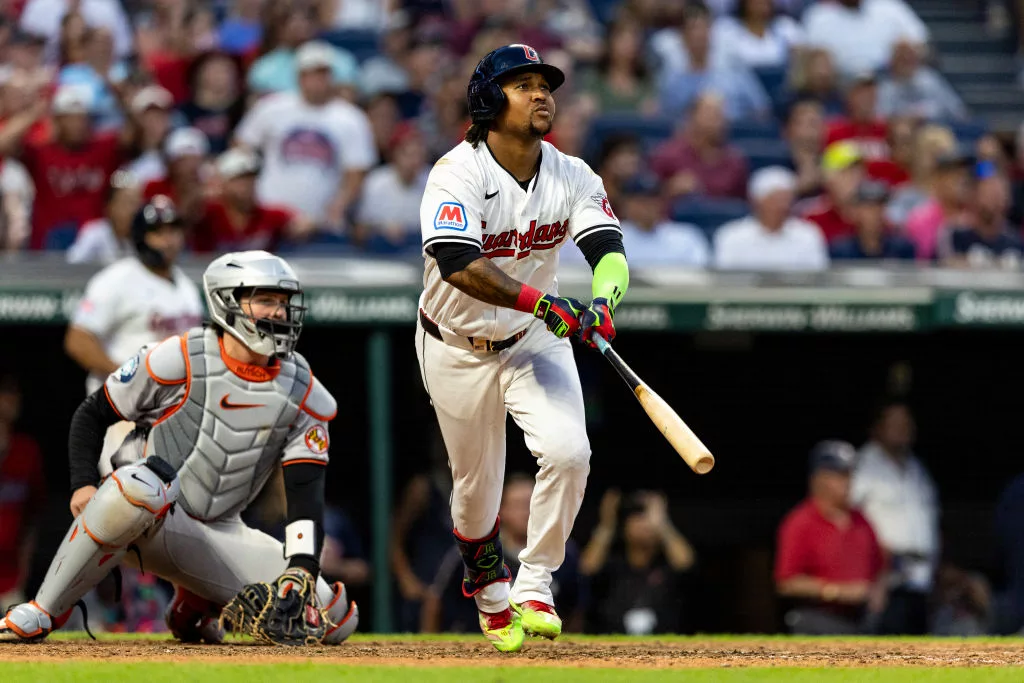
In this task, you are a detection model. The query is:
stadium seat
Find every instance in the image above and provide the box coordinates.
[730,119,781,141]
[946,119,988,145]
[43,224,79,251]
[735,139,793,173]
[752,66,788,104]
[670,197,750,238]
[587,0,622,24]
[583,114,676,164]
[319,29,381,63]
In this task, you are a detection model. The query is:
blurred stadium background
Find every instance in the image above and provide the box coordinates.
[1,0,1024,642]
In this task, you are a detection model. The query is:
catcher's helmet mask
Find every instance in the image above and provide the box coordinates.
[203,251,306,358]
[467,44,565,124]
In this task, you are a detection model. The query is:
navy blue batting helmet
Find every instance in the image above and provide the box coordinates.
[467,44,565,124]
[132,194,183,269]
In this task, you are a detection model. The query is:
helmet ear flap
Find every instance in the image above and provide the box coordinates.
[468,75,506,123]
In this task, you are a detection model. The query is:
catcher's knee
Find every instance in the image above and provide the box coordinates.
[322,582,359,644]
[85,456,179,546]
[35,456,179,616]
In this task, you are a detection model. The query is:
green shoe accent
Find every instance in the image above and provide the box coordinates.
[510,599,562,640]
[478,610,525,653]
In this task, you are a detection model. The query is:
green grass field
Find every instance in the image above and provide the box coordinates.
[1,633,1022,682]
[5,663,1024,683]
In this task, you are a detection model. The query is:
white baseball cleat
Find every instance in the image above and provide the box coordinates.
[0,603,53,643]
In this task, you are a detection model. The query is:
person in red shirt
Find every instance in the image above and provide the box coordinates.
[825,72,888,160]
[198,147,312,252]
[650,92,749,200]
[797,141,865,243]
[826,73,913,188]
[0,373,45,609]
[0,83,132,250]
[143,126,210,233]
[775,440,887,635]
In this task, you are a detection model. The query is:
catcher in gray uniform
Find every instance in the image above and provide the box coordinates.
[0,250,358,646]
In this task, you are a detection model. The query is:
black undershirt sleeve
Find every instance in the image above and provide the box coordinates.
[68,389,123,491]
[432,242,483,279]
[283,462,326,574]
[576,231,625,272]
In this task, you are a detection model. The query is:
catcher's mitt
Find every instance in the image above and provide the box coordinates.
[220,568,330,646]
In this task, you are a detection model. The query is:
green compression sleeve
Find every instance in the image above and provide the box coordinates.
[592,252,629,310]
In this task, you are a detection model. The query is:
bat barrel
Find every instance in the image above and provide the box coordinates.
[591,334,715,476]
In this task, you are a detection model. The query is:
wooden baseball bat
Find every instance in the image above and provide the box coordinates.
[591,333,715,475]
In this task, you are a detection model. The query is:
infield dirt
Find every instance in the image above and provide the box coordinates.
[0,637,1022,668]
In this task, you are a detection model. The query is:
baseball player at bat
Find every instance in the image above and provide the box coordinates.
[416,44,629,652]
[0,251,358,646]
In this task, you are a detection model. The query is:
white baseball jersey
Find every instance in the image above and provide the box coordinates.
[234,91,377,222]
[419,140,621,340]
[71,258,204,394]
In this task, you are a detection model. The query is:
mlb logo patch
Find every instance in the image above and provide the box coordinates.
[434,202,468,231]
[115,355,139,383]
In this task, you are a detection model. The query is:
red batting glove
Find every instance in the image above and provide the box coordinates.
[578,298,615,348]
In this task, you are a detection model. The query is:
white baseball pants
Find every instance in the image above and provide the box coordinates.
[415,318,591,612]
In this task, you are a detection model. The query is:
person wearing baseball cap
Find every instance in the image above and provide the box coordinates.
[774,440,887,635]
[904,148,974,260]
[714,166,829,271]
[0,82,131,249]
[797,140,866,243]
[234,39,377,227]
[140,126,210,231]
[830,180,916,261]
[824,71,887,160]
[198,148,312,252]
[121,85,175,185]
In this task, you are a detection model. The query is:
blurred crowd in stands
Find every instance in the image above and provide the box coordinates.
[0,0,1022,269]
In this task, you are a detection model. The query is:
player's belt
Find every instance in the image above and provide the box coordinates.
[419,309,526,352]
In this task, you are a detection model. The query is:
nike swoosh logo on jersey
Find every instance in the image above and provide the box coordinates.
[484,190,499,200]
[220,394,266,410]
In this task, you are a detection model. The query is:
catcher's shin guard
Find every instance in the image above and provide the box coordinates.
[34,457,179,617]
[454,519,511,598]
[320,581,359,644]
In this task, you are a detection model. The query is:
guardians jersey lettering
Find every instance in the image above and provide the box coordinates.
[481,218,570,259]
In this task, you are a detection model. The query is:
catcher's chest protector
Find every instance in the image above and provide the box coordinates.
[149,328,311,520]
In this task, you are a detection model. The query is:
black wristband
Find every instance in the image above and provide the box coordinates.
[68,389,123,491]
[283,462,326,575]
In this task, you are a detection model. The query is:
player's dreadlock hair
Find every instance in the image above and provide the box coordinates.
[465,122,491,148]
